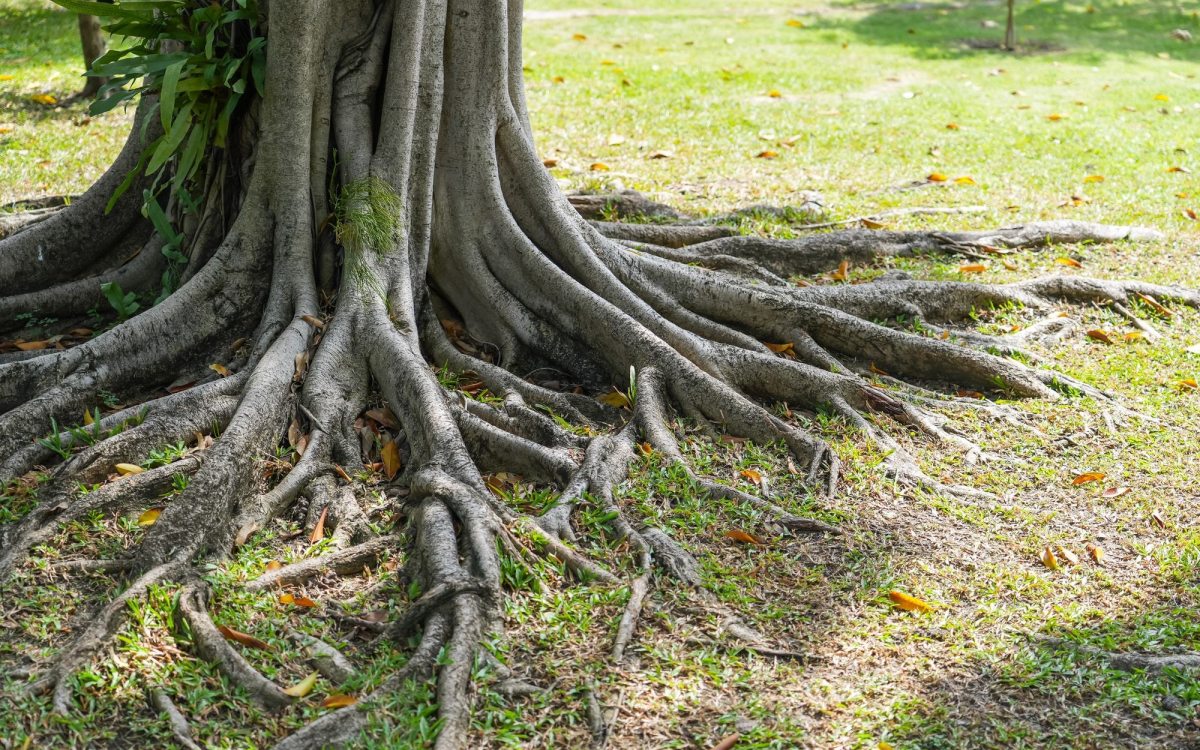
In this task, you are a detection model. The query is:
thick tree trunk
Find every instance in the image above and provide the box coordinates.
[1,1,1196,747]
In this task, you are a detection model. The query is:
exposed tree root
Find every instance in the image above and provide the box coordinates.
[150,689,205,750]
[3,0,1198,747]
[1041,638,1200,672]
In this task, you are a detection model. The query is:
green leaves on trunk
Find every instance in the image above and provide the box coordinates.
[332,177,404,294]
[50,0,267,303]
[52,0,266,209]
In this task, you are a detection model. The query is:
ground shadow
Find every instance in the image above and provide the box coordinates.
[827,0,1199,64]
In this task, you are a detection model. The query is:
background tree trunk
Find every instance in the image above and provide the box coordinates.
[1004,0,1017,50]
[77,13,106,97]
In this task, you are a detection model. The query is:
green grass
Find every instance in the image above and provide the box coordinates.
[3,0,1200,748]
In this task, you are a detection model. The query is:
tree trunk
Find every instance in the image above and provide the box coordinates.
[0,1,1195,747]
[1004,0,1017,50]
[77,13,107,97]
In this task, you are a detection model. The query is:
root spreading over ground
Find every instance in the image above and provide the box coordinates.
[1,1,1198,747]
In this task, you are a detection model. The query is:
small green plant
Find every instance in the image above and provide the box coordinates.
[145,442,187,468]
[51,0,267,299]
[13,311,58,331]
[100,281,140,321]
[38,418,72,461]
[332,176,403,292]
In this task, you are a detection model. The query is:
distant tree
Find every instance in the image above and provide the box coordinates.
[1004,0,1017,50]
[76,12,106,96]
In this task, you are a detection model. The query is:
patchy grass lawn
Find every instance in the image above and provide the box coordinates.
[3,0,1200,748]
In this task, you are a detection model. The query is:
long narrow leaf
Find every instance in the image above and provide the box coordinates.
[159,59,185,132]
[146,99,192,175]
[48,0,149,19]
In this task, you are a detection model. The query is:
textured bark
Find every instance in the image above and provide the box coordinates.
[77,13,107,97]
[1,1,1196,747]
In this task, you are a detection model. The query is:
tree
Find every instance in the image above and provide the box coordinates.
[1,1,1196,747]
[76,12,107,97]
[1004,0,1017,51]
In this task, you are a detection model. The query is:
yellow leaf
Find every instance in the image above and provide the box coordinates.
[1072,472,1105,486]
[1047,113,1064,121]
[1054,257,1082,268]
[724,529,766,545]
[764,341,794,354]
[860,218,886,229]
[785,18,805,28]
[1177,378,1199,391]
[830,259,850,281]
[869,362,891,377]
[218,625,271,650]
[755,150,779,159]
[647,150,674,160]
[1154,93,1170,102]
[83,409,94,426]
[598,390,631,409]
[542,158,558,168]
[1041,546,1059,570]
[946,122,959,130]
[0,74,13,81]
[321,694,358,708]
[1083,174,1105,183]
[954,175,976,185]
[738,468,763,485]
[638,442,654,456]
[1136,293,1172,318]
[552,75,565,84]
[888,590,932,613]
[310,506,329,544]
[1167,166,1192,174]
[30,93,57,106]
[1002,259,1018,271]
[1085,543,1104,564]
[15,340,49,351]
[879,744,895,750]
[1086,329,1113,344]
[572,33,587,41]
[381,440,402,480]
[589,162,610,171]
[1123,331,1143,342]
[265,560,282,572]
[600,59,616,66]
[283,672,319,698]
[1056,546,1080,565]
[300,314,325,329]
[958,263,987,273]
[116,463,145,476]
[279,593,295,605]
[767,89,782,98]
[927,172,948,182]
[137,508,162,526]
[210,363,231,377]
